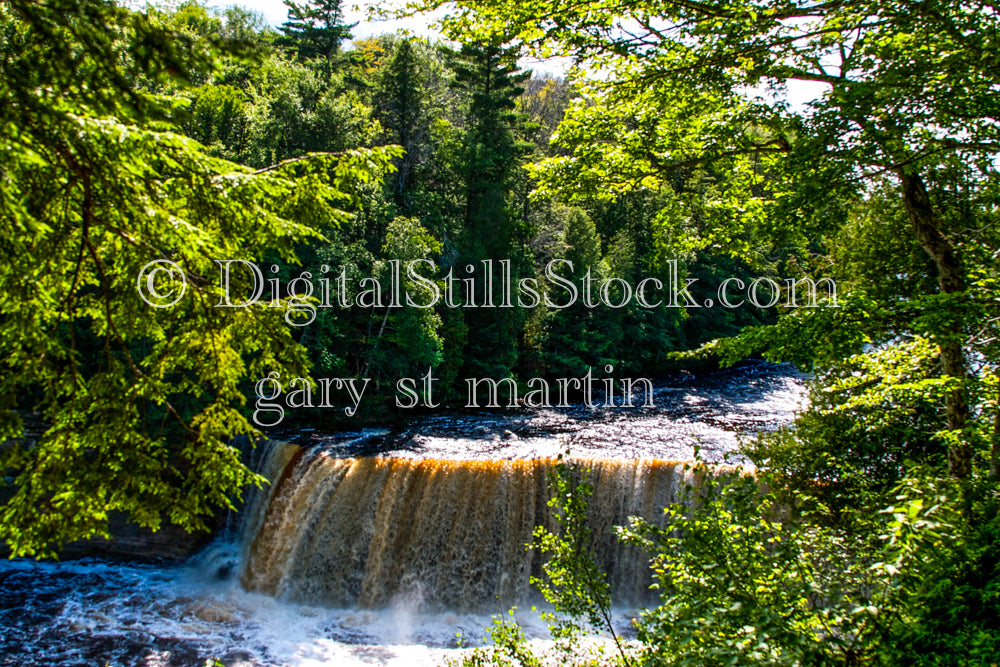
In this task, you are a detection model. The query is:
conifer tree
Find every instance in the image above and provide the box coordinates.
[543,208,613,377]
[452,40,530,256]
[375,38,430,210]
[450,40,532,380]
[279,0,353,64]
[0,0,397,555]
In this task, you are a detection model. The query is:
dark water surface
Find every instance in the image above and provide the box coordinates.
[276,360,807,462]
[0,361,807,666]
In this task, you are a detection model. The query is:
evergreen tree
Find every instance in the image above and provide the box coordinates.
[452,40,530,257]
[278,0,353,64]
[450,40,532,381]
[538,208,616,378]
[374,38,431,211]
[0,0,398,555]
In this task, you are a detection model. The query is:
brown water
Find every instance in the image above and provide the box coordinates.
[239,448,722,611]
[0,361,805,666]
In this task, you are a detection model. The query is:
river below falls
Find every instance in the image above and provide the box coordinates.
[0,361,807,667]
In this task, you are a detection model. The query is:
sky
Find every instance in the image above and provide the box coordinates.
[209,0,574,76]
[207,0,440,39]
[208,0,826,106]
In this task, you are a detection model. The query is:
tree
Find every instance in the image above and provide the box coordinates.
[278,0,354,65]
[219,5,271,46]
[0,0,398,556]
[374,38,432,211]
[450,39,533,380]
[415,0,1000,477]
[533,207,620,378]
[452,40,531,255]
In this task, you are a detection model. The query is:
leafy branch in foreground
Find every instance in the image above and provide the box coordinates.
[0,0,401,557]
[447,454,631,667]
[529,455,632,666]
[617,465,978,667]
[448,607,543,667]
[408,0,1000,478]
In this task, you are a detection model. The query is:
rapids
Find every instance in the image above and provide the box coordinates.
[0,361,807,666]
[275,360,807,462]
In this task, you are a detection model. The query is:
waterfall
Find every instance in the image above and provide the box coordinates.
[239,441,721,612]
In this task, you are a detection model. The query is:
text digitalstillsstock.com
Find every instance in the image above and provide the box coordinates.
[136,258,837,425]
[138,258,838,321]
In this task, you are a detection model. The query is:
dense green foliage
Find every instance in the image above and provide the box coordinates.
[411,0,1000,475]
[394,0,1000,664]
[0,0,770,556]
[0,0,399,556]
[458,463,998,667]
[2,0,998,662]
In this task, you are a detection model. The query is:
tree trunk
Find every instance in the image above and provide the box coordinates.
[992,390,999,479]
[899,171,971,477]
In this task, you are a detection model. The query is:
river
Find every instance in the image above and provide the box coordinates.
[0,361,806,667]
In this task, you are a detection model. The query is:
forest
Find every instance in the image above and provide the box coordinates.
[1,0,999,664]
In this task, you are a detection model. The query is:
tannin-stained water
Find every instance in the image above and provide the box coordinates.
[0,362,805,665]
[239,448,721,611]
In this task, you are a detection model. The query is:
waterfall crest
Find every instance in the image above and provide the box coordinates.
[240,442,721,612]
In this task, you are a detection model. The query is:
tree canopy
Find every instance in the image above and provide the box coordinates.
[0,0,397,556]
[3,0,1000,663]
[403,0,1000,477]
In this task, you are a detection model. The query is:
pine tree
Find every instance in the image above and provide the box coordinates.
[0,0,398,555]
[541,208,618,378]
[450,40,532,381]
[452,40,530,256]
[279,0,353,64]
[375,38,430,210]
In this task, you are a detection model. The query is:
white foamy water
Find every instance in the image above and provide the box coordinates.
[0,545,582,666]
[277,361,809,463]
[0,362,806,666]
